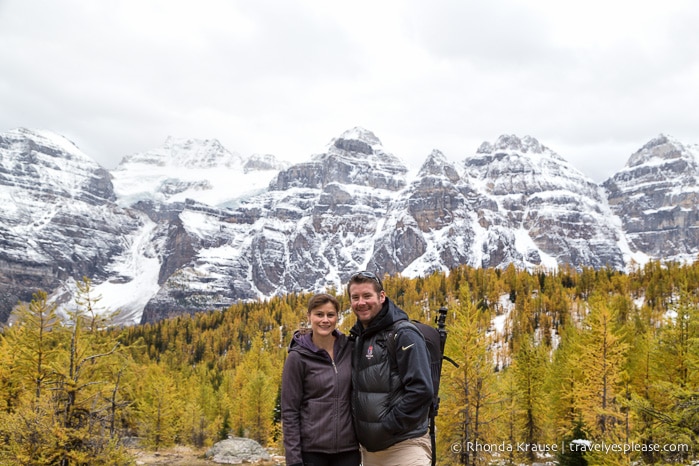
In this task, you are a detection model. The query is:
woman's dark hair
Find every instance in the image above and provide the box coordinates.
[307,293,340,314]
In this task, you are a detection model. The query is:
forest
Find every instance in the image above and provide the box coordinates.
[0,260,697,465]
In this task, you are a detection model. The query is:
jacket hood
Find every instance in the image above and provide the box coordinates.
[351,297,408,337]
[289,329,314,352]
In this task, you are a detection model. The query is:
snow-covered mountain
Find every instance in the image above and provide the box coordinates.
[1,127,698,324]
[0,128,149,323]
[111,136,286,208]
[603,134,699,263]
[463,135,632,270]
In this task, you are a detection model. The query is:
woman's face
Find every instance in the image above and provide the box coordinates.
[308,301,338,337]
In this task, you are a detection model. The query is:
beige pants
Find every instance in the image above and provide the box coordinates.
[361,433,432,466]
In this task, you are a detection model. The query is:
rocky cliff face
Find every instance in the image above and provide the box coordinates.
[0,128,147,322]
[603,135,699,262]
[465,135,628,270]
[1,127,698,325]
[139,130,632,322]
[142,128,411,322]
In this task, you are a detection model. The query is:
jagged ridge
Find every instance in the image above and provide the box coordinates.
[1,127,698,325]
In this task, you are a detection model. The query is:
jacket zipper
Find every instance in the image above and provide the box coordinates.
[332,356,339,450]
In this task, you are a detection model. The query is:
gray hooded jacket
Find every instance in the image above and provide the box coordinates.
[281,329,358,465]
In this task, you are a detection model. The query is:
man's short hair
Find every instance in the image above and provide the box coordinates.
[347,271,384,295]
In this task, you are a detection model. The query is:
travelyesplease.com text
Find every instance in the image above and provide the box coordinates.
[450,441,691,455]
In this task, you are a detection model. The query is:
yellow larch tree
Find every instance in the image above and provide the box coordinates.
[438,283,497,466]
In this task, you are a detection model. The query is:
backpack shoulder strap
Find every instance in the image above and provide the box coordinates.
[386,320,421,355]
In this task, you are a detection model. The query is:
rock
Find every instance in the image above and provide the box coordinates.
[205,437,271,464]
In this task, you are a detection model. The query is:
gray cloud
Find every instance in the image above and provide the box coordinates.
[1,0,698,182]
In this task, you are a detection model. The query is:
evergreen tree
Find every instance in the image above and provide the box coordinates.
[574,294,629,439]
[7,291,62,406]
[558,420,588,466]
[636,297,699,462]
[0,285,132,464]
[51,277,127,464]
[547,323,588,452]
[233,335,279,445]
[511,336,549,462]
[131,363,183,450]
[439,284,496,466]
[492,367,519,466]
[0,291,63,464]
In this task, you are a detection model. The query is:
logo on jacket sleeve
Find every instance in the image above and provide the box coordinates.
[366,345,374,359]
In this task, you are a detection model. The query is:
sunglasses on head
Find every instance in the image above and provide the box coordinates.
[349,271,383,290]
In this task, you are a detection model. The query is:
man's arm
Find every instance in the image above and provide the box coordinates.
[384,326,434,434]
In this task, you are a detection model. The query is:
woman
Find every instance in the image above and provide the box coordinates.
[281,293,360,466]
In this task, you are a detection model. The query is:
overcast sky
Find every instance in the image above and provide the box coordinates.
[1,0,698,182]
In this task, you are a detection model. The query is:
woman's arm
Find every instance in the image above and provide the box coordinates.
[281,352,305,466]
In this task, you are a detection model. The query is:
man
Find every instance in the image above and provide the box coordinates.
[347,271,434,466]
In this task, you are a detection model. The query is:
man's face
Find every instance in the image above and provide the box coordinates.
[349,282,386,327]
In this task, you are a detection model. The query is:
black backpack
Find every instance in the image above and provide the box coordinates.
[387,309,458,466]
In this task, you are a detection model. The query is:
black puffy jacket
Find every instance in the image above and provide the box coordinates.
[350,298,433,452]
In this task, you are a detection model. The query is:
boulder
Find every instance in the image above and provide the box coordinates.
[205,437,271,464]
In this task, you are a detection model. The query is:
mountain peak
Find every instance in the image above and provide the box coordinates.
[476,134,567,165]
[120,137,243,169]
[426,148,447,162]
[627,134,688,168]
[418,149,461,182]
[316,127,405,172]
[243,153,289,173]
[328,127,384,155]
[272,127,406,191]
[0,129,109,201]
[338,126,382,145]
[477,134,547,155]
[4,128,94,165]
